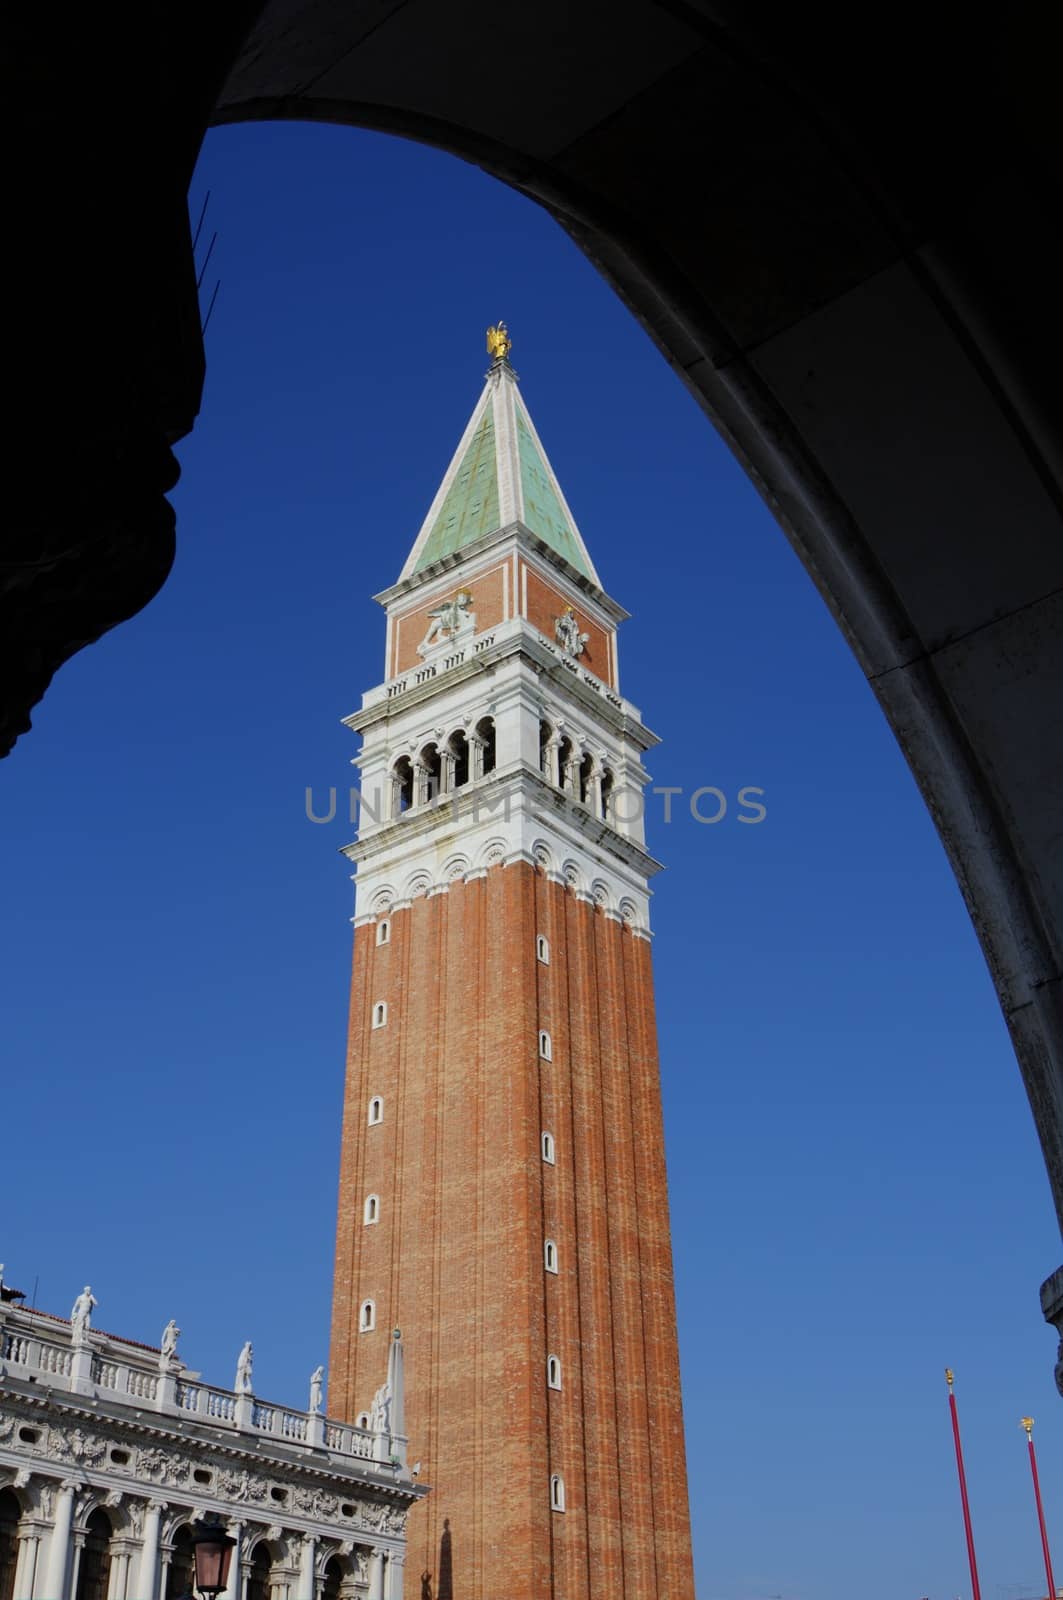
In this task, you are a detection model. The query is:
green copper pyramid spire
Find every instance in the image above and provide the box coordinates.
[401,331,599,585]
[412,408,500,570]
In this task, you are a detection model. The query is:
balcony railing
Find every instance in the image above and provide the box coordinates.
[1,1315,390,1469]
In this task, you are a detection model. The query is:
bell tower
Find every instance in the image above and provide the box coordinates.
[328,327,695,1599]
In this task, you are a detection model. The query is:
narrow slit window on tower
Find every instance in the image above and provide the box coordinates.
[372,1001,388,1029]
[536,934,550,964]
[357,1412,370,1430]
[538,1030,552,1060]
[376,918,390,946]
[364,1194,379,1225]
[550,1474,566,1512]
[368,1096,384,1126]
[359,1300,375,1333]
[547,1355,562,1390]
[544,1238,558,1274]
[541,1131,555,1165]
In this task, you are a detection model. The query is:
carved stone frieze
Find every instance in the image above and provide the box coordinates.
[48,1426,106,1466]
[294,1484,338,1517]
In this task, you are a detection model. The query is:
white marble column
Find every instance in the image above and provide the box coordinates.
[226,1520,245,1600]
[367,1549,386,1600]
[136,1500,165,1600]
[439,751,456,795]
[295,1534,316,1600]
[43,1479,79,1598]
[13,1531,41,1600]
[384,1550,405,1600]
[106,1545,133,1599]
[587,759,604,817]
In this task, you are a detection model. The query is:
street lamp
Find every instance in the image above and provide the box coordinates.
[176,1518,237,1598]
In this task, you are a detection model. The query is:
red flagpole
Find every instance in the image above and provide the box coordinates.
[945,1368,982,1600]
[1022,1418,1057,1600]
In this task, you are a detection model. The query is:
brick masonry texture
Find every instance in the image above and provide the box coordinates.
[328,862,694,1599]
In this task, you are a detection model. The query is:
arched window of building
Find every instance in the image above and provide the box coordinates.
[372,1001,387,1029]
[550,1474,566,1512]
[376,918,390,946]
[368,1096,384,1126]
[538,1030,552,1060]
[356,1411,371,1430]
[475,716,496,776]
[547,1355,562,1390]
[360,1299,376,1332]
[536,934,550,964]
[391,756,414,817]
[364,1194,380,1225]
[541,1131,556,1165]
[448,727,470,788]
[544,1239,558,1274]
[246,1545,273,1600]
[163,1526,195,1600]
[0,1489,21,1600]
[322,1555,346,1600]
[76,1509,113,1600]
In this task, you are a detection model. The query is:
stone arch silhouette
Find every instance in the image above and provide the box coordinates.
[6,3,1060,1361]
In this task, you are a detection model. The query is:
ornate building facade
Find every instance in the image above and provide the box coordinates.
[0,1279,423,1599]
[328,331,695,1598]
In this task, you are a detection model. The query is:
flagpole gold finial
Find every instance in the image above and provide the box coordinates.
[486,321,512,361]
[945,1367,954,1389]
[1021,1416,1034,1437]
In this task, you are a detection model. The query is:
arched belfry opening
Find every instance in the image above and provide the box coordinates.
[474,716,495,776]
[391,755,414,817]
[448,726,469,789]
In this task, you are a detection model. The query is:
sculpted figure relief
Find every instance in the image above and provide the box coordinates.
[417,591,475,658]
[555,607,589,658]
[309,1364,324,1414]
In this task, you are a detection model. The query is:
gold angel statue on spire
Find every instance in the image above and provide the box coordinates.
[486,321,512,360]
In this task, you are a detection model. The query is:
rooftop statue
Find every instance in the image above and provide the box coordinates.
[71,1284,97,1342]
[235,1339,254,1394]
[160,1318,180,1366]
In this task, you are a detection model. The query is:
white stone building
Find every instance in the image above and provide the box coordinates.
[0,1279,424,1599]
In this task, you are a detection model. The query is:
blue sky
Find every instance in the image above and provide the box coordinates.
[2,121,1058,1600]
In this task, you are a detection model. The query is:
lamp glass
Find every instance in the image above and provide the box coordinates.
[192,1522,236,1595]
